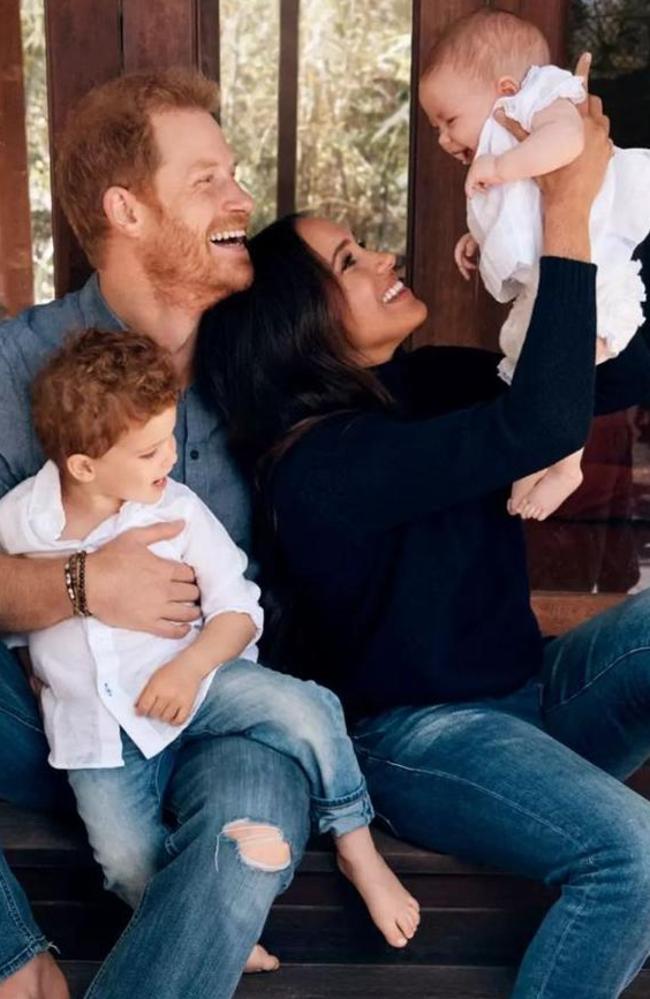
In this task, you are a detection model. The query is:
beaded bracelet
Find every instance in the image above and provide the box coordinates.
[64,550,91,617]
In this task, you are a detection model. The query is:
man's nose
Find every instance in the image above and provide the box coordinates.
[223,177,254,219]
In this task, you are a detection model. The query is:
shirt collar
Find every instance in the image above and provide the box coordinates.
[78,273,127,332]
[28,460,66,542]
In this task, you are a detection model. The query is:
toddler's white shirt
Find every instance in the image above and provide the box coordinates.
[0,461,263,769]
[467,64,650,382]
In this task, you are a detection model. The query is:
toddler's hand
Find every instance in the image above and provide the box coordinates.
[465,154,503,198]
[135,660,201,726]
[454,232,479,280]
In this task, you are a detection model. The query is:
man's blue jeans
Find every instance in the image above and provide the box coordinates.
[352,588,650,999]
[0,641,311,999]
[67,658,372,908]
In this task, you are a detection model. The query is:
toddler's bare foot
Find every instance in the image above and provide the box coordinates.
[0,953,69,999]
[336,828,420,948]
[516,464,584,521]
[244,944,280,974]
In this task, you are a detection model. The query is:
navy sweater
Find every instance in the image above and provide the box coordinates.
[267,258,650,718]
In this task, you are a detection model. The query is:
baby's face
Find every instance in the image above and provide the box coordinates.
[419,66,498,165]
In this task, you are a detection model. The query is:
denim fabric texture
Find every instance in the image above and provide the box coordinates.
[352,589,650,999]
[68,658,372,906]
[0,642,311,997]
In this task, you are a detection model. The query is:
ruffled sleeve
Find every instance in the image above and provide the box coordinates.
[497,64,586,132]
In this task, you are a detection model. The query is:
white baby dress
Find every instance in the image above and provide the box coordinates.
[466,64,650,383]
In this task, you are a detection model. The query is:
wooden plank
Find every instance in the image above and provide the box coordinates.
[531,590,625,636]
[44,0,122,296]
[0,0,34,315]
[62,963,650,999]
[407,0,504,350]
[198,0,220,84]
[276,0,300,217]
[122,0,197,71]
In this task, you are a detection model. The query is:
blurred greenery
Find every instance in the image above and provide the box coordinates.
[220,0,412,249]
[21,0,53,304]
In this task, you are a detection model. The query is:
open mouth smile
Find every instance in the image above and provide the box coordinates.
[208,229,248,249]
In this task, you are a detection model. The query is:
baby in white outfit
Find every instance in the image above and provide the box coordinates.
[419,8,650,520]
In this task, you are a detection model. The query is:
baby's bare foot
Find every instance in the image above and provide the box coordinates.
[0,953,69,999]
[337,829,420,948]
[244,944,280,974]
[509,470,547,517]
[517,464,583,521]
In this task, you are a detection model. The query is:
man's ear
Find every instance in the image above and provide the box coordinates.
[497,76,519,97]
[66,453,96,483]
[102,186,146,238]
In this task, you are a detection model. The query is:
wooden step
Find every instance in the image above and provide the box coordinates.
[61,961,650,999]
[3,788,650,971]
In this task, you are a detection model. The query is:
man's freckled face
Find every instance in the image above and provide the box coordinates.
[136,109,255,310]
[419,68,498,165]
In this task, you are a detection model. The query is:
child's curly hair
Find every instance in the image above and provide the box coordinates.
[32,328,179,467]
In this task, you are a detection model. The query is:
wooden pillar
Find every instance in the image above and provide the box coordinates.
[407,0,569,350]
[276,0,300,217]
[45,0,220,298]
[0,0,34,316]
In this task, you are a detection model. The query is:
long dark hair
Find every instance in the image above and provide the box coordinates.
[196,214,394,667]
[196,213,393,479]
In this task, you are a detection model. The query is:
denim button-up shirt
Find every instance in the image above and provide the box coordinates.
[0,274,252,554]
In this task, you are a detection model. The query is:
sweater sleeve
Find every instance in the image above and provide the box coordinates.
[273,257,597,535]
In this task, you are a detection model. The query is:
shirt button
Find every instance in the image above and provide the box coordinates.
[190,449,199,460]
[103,682,112,697]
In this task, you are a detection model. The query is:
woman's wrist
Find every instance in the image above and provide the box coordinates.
[543,201,591,262]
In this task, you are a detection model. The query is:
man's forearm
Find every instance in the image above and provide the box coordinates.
[0,552,71,632]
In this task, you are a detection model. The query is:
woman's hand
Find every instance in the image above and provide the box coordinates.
[494,53,612,261]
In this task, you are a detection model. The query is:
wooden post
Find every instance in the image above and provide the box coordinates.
[44,0,220,298]
[0,0,34,316]
[407,0,569,349]
[44,0,122,297]
[277,0,300,217]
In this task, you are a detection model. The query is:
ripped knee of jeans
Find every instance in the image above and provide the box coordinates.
[219,818,291,873]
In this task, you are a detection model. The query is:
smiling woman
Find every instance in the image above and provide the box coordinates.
[294,216,426,366]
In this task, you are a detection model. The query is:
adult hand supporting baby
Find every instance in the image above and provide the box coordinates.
[85,521,201,639]
[493,52,612,263]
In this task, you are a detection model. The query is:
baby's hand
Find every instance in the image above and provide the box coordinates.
[465,154,504,198]
[135,659,201,726]
[454,232,479,280]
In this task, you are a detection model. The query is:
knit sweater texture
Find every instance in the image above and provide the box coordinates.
[268,258,650,718]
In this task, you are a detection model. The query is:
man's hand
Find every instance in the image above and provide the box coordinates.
[85,521,201,639]
[454,232,479,280]
[465,154,504,198]
[135,658,202,726]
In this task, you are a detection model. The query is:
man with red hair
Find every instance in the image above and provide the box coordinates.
[0,68,310,999]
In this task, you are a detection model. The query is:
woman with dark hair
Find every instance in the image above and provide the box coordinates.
[198,99,650,998]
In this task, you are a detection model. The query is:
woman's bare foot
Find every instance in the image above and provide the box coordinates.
[244,943,280,974]
[336,827,420,948]
[0,953,69,999]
